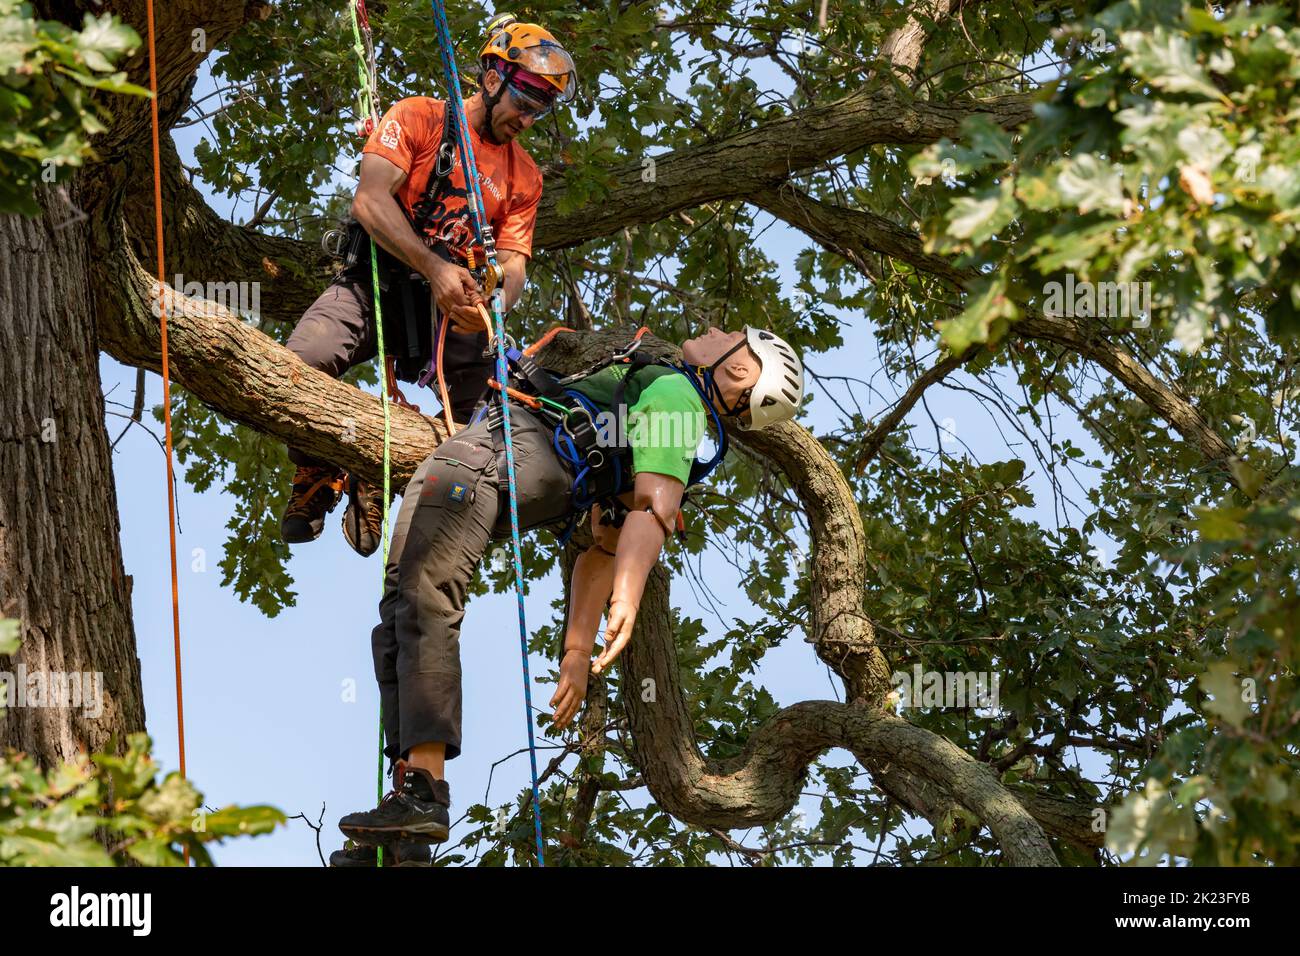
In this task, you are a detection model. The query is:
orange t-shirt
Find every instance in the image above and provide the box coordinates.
[361,96,543,262]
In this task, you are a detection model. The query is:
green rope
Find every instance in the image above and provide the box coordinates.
[349,0,390,869]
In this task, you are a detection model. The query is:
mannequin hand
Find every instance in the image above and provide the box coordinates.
[550,649,590,729]
[593,599,637,675]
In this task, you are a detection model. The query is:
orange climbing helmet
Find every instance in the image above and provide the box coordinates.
[478,13,577,104]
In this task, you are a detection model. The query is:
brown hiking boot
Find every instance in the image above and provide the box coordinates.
[281,464,346,544]
[342,475,387,558]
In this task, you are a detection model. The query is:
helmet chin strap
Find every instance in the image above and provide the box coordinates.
[687,338,750,418]
[685,360,747,418]
[479,66,510,144]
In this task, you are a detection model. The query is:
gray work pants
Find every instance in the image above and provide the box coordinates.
[284,276,493,467]
[371,405,575,764]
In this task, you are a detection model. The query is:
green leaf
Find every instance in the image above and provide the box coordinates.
[0,618,19,655]
[127,837,186,867]
[1227,458,1266,499]
[201,804,287,837]
[1192,505,1246,542]
[961,114,1015,164]
[1056,154,1126,215]
[59,66,152,97]
[945,179,1017,244]
[1121,27,1226,102]
[938,272,1018,354]
[1200,662,1250,728]
[74,12,140,73]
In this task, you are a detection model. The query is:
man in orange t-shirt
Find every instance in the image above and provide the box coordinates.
[279,18,577,566]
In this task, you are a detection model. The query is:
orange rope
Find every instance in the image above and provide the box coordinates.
[523,325,576,357]
[144,0,188,863]
[382,356,420,412]
[435,318,456,436]
[477,302,495,342]
[486,378,542,410]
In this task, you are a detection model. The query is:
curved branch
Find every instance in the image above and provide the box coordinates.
[1015,311,1235,464]
[738,421,893,702]
[757,181,1238,471]
[622,567,1057,863]
[854,352,972,471]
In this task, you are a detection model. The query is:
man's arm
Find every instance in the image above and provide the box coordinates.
[352,153,482,330]
[497,248,528,312]
[352,153,436,278]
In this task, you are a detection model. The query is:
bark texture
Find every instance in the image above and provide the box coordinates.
[0,182,146,763]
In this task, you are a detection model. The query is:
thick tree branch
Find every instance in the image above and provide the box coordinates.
[121,138,334,326]
[93,224,448,485]
[620,568,1058,863]
[533,90,1032,250]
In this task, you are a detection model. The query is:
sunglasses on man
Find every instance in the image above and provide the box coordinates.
[505,79,558,119]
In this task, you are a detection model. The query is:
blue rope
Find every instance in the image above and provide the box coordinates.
[428,0,545,867]
[552,428,593,504]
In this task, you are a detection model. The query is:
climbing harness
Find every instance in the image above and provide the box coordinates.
[334,0,460,432]
[479,326,731,547]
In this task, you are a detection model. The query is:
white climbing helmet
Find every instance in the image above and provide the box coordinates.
[740,326,804,431]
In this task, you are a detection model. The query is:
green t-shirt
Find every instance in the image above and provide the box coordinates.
[567,365,709,486]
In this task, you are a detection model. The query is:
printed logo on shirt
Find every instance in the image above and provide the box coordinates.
[481,174,503,203]
[380,119,402,149]
[451,157,503,204]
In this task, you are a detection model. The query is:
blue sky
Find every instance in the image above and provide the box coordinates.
[100,22,1116,866]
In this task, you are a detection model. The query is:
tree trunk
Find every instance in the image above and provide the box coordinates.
[0,180,146,764]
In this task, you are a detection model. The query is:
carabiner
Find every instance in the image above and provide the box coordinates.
[612,336,644,363]
[321,227,347,259]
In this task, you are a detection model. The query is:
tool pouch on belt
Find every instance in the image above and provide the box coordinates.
[339,220,431,383]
